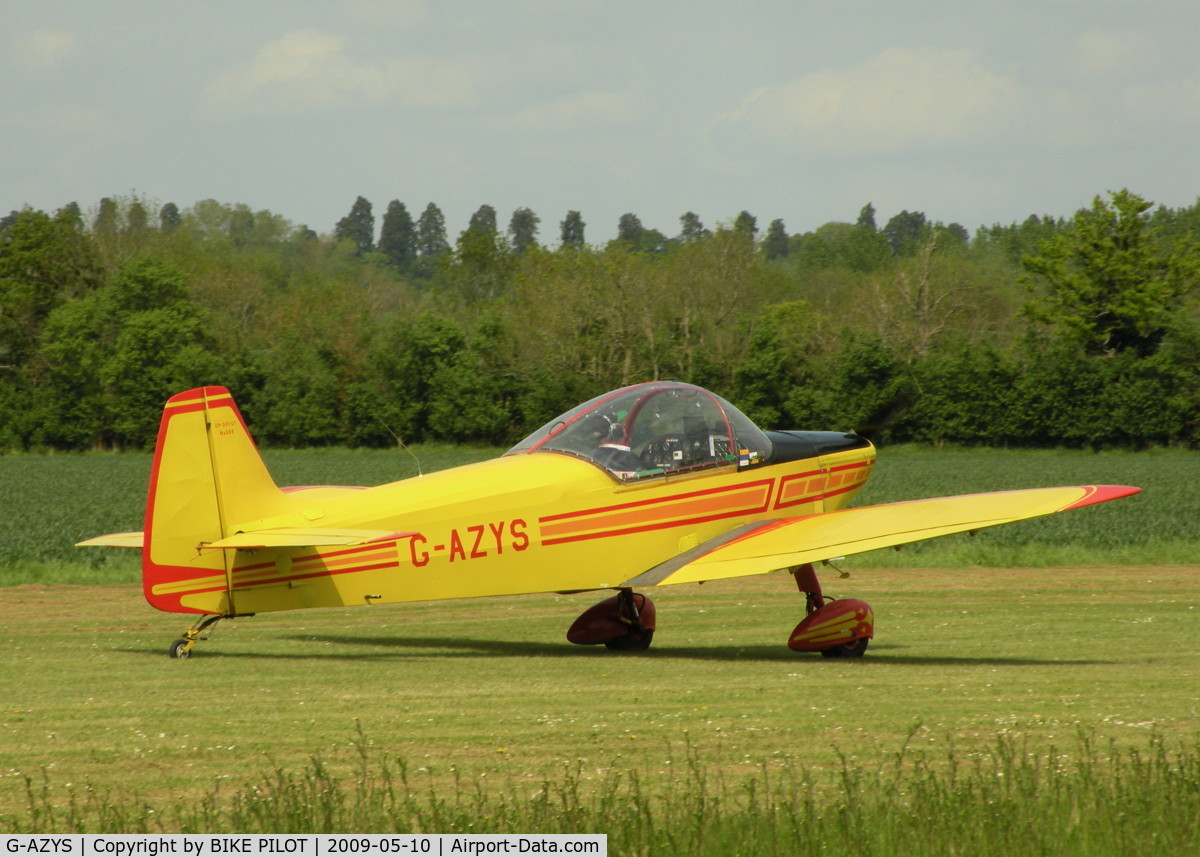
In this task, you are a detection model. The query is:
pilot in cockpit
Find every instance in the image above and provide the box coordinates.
[589,417,644,478]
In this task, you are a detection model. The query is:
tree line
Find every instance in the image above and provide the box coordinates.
[1,190,1197,452]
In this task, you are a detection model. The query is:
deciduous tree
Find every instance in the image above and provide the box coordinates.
[883,209,927,256]
[0,207,102,369]
[1022,189,1200,356]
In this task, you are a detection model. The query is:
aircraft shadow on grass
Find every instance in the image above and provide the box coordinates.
[114,635,1113,666]
[247,634,1109,667]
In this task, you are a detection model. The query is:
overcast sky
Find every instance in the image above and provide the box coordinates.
[4,1,1198,244]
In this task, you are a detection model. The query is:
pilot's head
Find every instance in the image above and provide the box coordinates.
[602,422,629,448]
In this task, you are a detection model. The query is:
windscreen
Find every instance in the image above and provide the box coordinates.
[505,382,773,480]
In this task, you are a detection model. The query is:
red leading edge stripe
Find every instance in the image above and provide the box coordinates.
[1059,484,1141,511]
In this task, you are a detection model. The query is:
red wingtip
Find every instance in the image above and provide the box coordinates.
[1061,485,1141,511]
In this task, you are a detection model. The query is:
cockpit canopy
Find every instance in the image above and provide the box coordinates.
[505,381,774,481]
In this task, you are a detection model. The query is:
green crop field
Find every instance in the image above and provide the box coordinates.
[1,445,1195,579]
[0,447,1197,851]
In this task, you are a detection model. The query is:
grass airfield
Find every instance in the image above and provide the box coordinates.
[3,566,1196,822]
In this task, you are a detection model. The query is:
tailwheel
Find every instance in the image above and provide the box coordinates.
[567,589,657,651]
[168,614,225,659]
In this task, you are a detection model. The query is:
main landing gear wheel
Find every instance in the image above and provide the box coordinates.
[605,628,654,651]
[787,564,875,657]
[168,638,193,659]
[820,637,869,659]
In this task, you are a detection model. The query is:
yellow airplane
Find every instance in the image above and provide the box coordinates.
[79,382,1139,658]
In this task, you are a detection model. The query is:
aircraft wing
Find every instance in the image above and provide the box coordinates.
[623,484,1140,587]
[77,528,411,550]
[198,528,415,549]
[76,532,145,548]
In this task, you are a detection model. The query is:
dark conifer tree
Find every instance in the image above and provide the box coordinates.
[856,203,878,232]
[763,218,789,260]
[379,200,417,270]
[417,203,449,256]
[93,197,119,237]
[57,202,84,231]
[334,195,375,255]
[414,203,450,277]
[508,207,540,255]
[560,210,586,248]
[468,204,498,236]
[617,212,644,245]
[679,211,710,243]
[159,202,181,232]
[733,210,758,239]
[125,201,149,235]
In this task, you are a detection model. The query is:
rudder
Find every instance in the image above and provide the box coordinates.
[143,387,289,615]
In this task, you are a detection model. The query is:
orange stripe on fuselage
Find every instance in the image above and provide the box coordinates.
[152,542,404,599]
[228,542,401,590]
[774,469,824,508]
[774,461,871,510]
[539,480,774,545]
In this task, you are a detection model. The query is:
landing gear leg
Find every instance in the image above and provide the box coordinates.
[793,563,826,616]
[605,589,655,651]
[169,614,224,659]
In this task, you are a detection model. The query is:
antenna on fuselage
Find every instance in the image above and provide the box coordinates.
[375,415,423,477]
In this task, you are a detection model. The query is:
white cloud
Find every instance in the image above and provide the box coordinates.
[9,103,107,136]
[201,28,479,115]
[1121,78,1200,126]
[12,29,76,70]
[510,91,637,130]
[1072,29,1156,78]
[339,0,425,28]
[717,47,1022,153]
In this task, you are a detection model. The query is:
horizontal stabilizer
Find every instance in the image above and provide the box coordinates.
[200,528,414,550]
[76,532,145,548]
[625,484,1140,587]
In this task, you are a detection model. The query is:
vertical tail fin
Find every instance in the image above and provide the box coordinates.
[143,387,288,615]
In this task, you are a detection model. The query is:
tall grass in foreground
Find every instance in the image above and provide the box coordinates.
[6,730,1197,856]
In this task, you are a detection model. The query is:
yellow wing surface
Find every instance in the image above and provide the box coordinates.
[624,484,1140,587]
[201,528,415,549]
[76,532,145,548]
